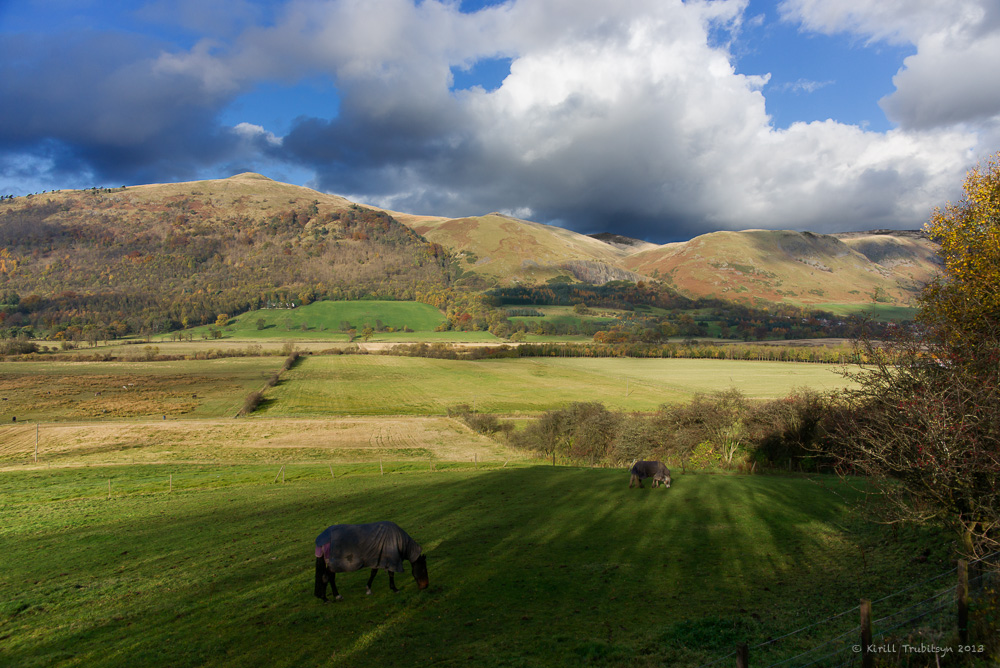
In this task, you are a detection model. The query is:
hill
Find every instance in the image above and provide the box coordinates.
[623,229,941,306]
[401,213,940,307]
[407,212,648,285]
[0,172,944,341]
[0,174,451,336]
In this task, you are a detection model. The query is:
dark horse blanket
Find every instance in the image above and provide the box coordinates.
[629,460,672,488]
[315,521,422,574]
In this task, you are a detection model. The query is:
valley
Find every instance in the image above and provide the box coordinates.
[1,173,983,668]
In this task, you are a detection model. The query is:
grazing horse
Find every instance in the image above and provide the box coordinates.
[314,521,429,602]
[629,460,672,489]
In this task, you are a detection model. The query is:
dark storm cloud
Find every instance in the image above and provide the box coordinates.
[2,0,995,242]
[0,30,244,187]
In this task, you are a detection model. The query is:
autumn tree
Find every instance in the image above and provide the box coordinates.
[829,153,1000,558]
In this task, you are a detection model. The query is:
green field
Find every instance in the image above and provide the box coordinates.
[798,302,918,321]
[258,356,856,416]
[182,301,448,340]
[506,305,620,328]
[0,355,854,423]
[0,464,953,668]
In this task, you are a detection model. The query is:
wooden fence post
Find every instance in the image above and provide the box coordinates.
[860,598,873,668]
[169,474,172,493]
[34,423,38,463]
[330,464,335,479]
[380,457,384,476]
[735,642,748,668]
[958,559,969,645]
[107,479,111,500]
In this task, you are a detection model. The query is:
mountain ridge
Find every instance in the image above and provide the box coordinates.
[0,173,942,337]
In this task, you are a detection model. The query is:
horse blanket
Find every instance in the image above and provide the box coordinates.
[315,521,422,574]
[630,460,671,487]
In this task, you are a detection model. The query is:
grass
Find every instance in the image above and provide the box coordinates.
[796,302,918,321]
[0,417,506,470]
[0,357,286,423]
[257,355,857,416]
[0,464,956,668]
[506,305,620,329]
[182,301,447,340]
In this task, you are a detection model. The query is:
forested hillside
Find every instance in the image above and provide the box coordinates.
[0,174,450,338]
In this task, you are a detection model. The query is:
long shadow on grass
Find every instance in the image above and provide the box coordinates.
[0,467,932,668]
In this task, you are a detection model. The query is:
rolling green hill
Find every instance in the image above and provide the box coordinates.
[195,300,447,339]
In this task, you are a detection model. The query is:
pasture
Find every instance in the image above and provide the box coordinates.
[0,355,854,424]
[0,464,952,668]
[258,355,856,416]
[0,417,503,469]
[798,302,918,322]
[182,300,448,341]
[0,357,287,423]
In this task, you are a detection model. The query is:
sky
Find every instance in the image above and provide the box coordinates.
[2,0,999,242]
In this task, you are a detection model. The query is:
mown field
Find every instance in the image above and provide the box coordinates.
[0,462,955,668]
[258,355,856,416]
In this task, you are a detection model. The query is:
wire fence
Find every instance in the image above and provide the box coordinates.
[697,551,999,668]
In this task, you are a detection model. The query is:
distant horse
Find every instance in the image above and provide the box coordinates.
[629,460,672,489]
[314,521,429,601]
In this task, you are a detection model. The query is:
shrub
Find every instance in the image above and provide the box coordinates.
[239,391,263,416]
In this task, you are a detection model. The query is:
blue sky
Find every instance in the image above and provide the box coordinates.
[2,0,999,241]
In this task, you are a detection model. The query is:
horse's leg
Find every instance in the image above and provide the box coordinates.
[388,571,398,593]
[329,571,342,601]
[314,557,328,601]
[366,568,378,595]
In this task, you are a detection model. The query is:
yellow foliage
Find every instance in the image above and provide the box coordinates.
[921,151,1000,346]
[0,247,17,275]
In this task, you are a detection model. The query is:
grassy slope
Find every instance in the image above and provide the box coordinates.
[258,356,855,416]
[803,302,919,321]
[186,301,447,340]
[0,466,952,668]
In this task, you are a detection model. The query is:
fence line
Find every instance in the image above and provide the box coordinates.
[751,605,859,652]
[696,551,999,668]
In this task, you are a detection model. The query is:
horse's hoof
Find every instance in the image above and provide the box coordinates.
[335,595,343,601]
[366,589,372,596]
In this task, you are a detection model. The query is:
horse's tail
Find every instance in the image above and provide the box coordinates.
[314,556,327,599]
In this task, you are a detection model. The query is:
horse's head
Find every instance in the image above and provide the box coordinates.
[412,554,429,590]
